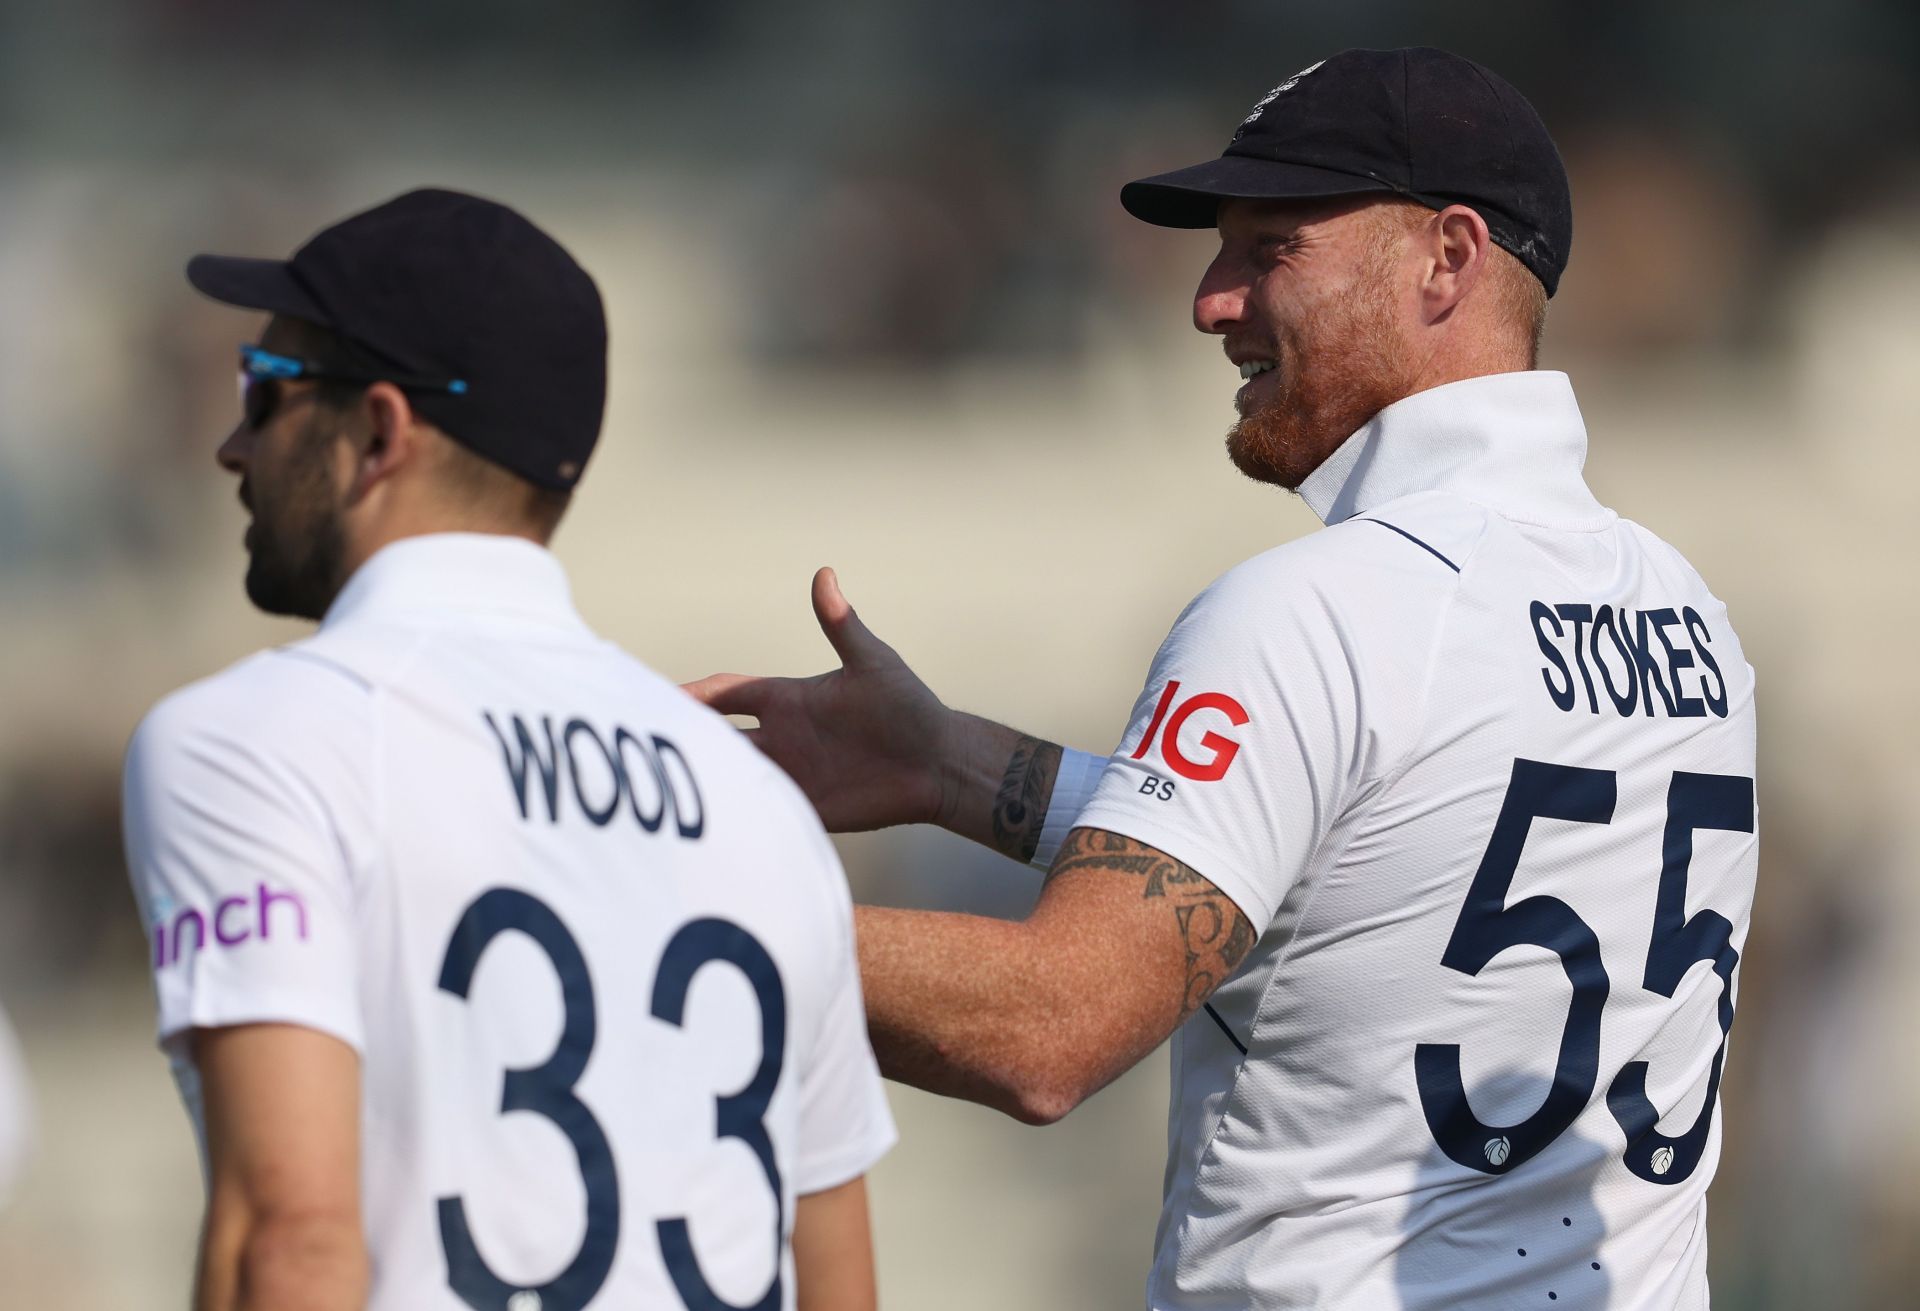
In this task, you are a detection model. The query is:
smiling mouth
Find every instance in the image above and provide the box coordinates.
[1238,359,1277,380]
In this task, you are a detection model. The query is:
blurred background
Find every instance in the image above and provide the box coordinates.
[1,1,1917,1306]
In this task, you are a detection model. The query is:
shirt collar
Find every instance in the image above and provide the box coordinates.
[321,532,590,634]
[1297,371,1612,530]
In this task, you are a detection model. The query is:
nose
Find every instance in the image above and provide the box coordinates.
[216,423,251,476]
[1192,251,1249,336]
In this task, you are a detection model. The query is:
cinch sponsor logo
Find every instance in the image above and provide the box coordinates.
[1130,681,1251,782]
[152,883,310,971]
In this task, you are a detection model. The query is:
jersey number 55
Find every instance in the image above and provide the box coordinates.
[1415,759,1754,1185]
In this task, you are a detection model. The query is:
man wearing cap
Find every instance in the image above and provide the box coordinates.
[694,48,1757,1308]
[123,190,895,1311]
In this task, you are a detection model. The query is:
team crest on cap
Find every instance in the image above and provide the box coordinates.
[1233,60,1326,139]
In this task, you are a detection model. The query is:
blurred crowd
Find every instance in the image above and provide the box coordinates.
[1,2,1917,1307]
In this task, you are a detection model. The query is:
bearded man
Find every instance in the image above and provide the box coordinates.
[695,47,1758,1310]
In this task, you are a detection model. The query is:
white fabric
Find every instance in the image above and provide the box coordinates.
[123,533,894,1311]
[1073,373,1757,1310]
[1029,746,1107,870]
[0,1003,30,1203]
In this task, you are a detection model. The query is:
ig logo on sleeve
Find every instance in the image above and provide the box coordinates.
[1131,681,1251,782]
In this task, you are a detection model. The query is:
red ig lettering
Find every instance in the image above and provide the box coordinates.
[1130,680,1250,782]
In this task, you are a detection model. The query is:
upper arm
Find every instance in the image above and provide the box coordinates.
[1068,555,1376,934]
[792,1175,876,1311]
[122,665,371,1057]
[194,1023,365,1310]
[197,1023,362,1214]
[1015,826,1256,1110]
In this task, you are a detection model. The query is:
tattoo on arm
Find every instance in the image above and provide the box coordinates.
[989,735,1062,862]
[1050,828,1257,1019]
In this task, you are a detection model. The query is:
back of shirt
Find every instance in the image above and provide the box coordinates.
[123,537,894,1311]
[1074,375,1757,1310]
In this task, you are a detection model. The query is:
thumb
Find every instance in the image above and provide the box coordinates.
[811,566,892,669]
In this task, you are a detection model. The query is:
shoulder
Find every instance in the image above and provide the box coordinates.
[1175,494,1488,644]
[126,646,376,795]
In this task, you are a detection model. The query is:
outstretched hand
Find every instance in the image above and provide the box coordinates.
[684,568,956,833]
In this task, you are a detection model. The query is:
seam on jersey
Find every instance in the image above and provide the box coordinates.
[271,645,377,692]
[1355,517,1461,572]
[1372,506,1489,800]
[1463,496,1618,534]
[262,646,379,901]
[1152,508,1490,1299]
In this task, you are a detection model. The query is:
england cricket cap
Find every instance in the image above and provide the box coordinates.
[1121,47,1573,296]
[186,188,607,490]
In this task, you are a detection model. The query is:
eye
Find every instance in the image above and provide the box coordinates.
[1253,236,1303,268]
[242,376,279,431]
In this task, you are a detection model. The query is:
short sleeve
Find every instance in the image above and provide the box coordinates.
[1071,556,1374,931]
[790,822,895,1195]
[121,658,372,1060]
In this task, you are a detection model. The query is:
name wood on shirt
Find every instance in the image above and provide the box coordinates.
[1530,602,1730,719]
[483,712,705,837]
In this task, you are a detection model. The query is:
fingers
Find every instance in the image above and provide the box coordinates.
[682,672,777,715]
[811,566,892,669]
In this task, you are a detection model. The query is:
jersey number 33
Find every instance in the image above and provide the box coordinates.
[436,887,786,1311]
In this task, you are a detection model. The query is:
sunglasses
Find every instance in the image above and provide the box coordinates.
[237,344,469,431]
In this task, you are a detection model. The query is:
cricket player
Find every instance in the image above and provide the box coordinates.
[693,48,1757,1309]
[122,190,894,1311]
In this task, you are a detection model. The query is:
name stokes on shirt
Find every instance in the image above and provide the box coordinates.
[483,711,705,837]
[1530,601,1729,719]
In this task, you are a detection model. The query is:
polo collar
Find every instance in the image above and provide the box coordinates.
[1297,371,1612,530]
[321,532,590,633]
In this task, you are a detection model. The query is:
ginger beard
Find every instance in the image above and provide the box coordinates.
[1224,216,1418,492]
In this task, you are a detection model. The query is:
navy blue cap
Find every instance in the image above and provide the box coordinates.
[188,188,607,490]
[1121,48,1573,296]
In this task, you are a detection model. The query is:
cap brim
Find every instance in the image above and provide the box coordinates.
[185,255,328,321]
[1121,155,1400,228]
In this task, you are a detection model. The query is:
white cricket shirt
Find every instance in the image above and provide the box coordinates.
[1074,373,1757,1310]
[123,533,894,1311]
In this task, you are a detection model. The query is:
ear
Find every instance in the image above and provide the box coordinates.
[344,382,421,504]
[1418,204,1494,324]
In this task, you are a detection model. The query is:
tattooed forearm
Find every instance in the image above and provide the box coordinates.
[1051,827,1256,1020]
[989,735,1062,862]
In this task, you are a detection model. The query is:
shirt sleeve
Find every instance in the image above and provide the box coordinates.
[790,821,896,1195]
[1071,556,1373,931]
[121,662,370,1060]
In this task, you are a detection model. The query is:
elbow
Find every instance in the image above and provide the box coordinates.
[236,1211,368,1308]
[1002,1067,1091,1127]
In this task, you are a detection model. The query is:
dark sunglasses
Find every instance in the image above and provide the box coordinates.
[237,344,469,431]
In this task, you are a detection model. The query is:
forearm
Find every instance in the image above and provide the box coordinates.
[198,1210,368,1311]
[856,904,1067,1121]
[856,899,1164,1125]
[935,713,1063,861]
